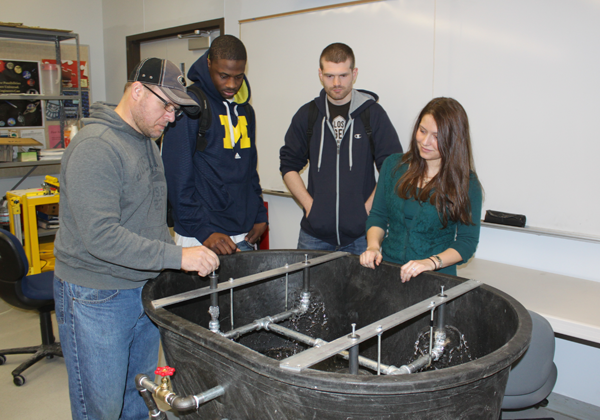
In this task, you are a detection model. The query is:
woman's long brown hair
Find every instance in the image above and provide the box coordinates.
[395,97,478,227]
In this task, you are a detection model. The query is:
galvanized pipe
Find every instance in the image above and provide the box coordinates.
[230,312,421,376]
[280,279,480,372]
[437,286,447,334]
[428,308,435,365]
[266,322,404,375]
[266,322,323,347]
[222,307,303,340]
[391,355,432,375]
[208,271,220,333]
[391,328,447,375]
[209,271,218,307]
[152,251,349,309]
[338,350,402,375]
[303,264,310,292]
[134,374,166,420]
[437,302,446,331]
[348,345,359,375]
[221,320,260,340]
[135,374,225,412]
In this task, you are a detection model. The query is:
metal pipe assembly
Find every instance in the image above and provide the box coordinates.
[280,280,480,373]
[149,252,348,337]
[135,375,165,420]
[151,254,479,379]
[302,253,311,292]
[391,286,449,375]
[437,285,447,331]
[152,253,348,336]
[208,271,220,333]
[151,251,350,309]
[223,307,304,340]
[135,373,224,415]
[267,321,408,375]
[391,328,447,375]
[348,323,360,375]
[243,310,448,377]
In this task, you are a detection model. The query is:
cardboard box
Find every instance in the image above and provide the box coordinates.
[0,137,43,162]
[38,204,59,215]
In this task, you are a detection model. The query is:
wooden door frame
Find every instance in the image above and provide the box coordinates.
[125,18,224,77]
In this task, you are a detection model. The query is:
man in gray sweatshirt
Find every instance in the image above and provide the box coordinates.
[53,58,219,420]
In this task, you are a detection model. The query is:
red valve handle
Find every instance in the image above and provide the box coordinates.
[155,366,176,377]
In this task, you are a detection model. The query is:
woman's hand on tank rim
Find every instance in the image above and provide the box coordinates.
[360,248,382,269]
[399,258,436,283]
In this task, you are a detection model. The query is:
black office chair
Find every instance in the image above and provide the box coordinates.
[501,310,558,419]
[0,229,62,386]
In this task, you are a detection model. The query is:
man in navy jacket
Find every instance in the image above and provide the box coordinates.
[162,35,267,255]
[280,43,402,254]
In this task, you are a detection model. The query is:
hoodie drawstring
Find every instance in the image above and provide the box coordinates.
[224,101,239,148]
[317,116,326,172]
[347,119,355,171]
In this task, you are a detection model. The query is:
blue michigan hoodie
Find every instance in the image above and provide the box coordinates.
[161,51,267,243]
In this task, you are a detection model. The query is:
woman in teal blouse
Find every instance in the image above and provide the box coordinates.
[360,97,482,282]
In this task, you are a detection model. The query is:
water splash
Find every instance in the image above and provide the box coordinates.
[262,289,330,362]
[288,289,329,338]
[409,325,475,371]
[263,346,301,360]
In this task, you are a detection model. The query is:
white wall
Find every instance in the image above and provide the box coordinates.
[1,0,106,102]
[101,0,224,103]
[229,0,361,35]
[101,0,349,102]
[0,175,52,197]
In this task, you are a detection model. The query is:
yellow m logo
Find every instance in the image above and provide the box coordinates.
[220,115,250,149]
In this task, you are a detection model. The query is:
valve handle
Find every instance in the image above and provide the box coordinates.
[155,366,175,377]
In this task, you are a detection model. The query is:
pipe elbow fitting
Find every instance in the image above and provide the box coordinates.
[169,395,198,411]
[388,365,411,375]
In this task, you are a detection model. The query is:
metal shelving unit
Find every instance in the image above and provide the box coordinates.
[0,25,83,147]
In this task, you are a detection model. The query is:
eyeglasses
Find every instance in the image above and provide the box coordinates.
[143,84,183,117]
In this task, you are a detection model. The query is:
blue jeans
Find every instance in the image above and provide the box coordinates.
[54,277,159,420]
[297,229,367,255]
[236,239,257,252]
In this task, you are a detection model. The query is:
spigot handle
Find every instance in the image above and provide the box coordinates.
[155,366,175,377]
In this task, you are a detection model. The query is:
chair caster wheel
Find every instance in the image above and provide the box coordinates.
[13,375,25,386]
[0,354,6,365]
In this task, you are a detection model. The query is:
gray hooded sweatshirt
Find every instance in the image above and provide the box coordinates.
[54,102,182,290]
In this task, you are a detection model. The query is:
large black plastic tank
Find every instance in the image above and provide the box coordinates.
[142,250,531,419]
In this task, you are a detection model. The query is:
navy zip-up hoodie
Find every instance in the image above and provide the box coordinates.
[162,51,267,243]
[280,89,402,246]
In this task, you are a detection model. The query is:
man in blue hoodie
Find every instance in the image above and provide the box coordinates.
[280,43,402,255]
[162,35,267,255]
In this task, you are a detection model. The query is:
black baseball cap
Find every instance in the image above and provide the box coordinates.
[128,58,199,114]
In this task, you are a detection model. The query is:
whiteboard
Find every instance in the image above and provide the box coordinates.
[242,0,600,237]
